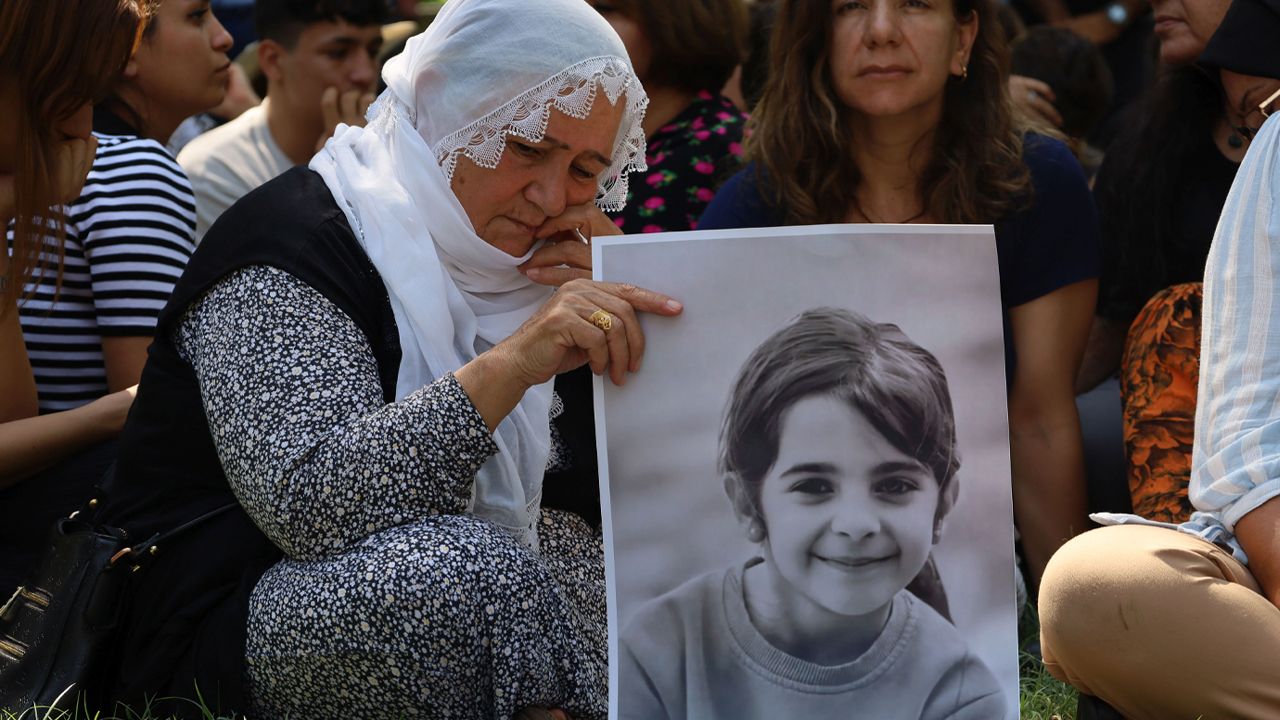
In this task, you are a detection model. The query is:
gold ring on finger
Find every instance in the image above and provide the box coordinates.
[588,309,613,332]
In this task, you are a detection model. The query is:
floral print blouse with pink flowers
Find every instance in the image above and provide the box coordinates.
[609,91,748,234]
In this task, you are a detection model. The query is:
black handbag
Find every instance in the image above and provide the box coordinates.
[0,492,236,714]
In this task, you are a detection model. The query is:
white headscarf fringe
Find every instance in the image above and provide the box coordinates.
[310,0,648,549]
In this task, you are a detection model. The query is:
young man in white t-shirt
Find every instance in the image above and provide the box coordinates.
[179,0,387,240]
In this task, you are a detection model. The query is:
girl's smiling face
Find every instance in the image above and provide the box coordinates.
[755,394,940,622]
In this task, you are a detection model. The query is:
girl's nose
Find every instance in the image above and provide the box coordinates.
[829,497,880,538]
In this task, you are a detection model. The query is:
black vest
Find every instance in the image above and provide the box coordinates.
[100,167,401,714]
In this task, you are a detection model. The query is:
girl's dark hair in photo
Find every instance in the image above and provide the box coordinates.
[719,307,961,530]
[747,0,1032,225]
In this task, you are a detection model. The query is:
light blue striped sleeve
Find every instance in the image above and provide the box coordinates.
[1191,112,1280,537]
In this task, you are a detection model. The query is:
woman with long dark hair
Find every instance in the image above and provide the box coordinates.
[700,0,1100,586]
[0,0,144,596]
[1077,0,1234,389]
[2,0,234,600]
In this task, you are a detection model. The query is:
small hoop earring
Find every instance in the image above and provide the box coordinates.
[747,519,766,543]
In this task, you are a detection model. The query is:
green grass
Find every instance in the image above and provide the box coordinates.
[1018,600,1079,720]
[1,689,239,720]
[0,705,238,720]
[1020,648,1078,720]
[0,702,237,719]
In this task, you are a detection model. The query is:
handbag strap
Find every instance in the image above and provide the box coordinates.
[110,503,240,572]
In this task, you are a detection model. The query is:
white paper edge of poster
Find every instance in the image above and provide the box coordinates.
[592,222,1012,719]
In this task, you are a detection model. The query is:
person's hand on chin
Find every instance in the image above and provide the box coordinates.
[1008,75,1064,129]
[316,86,376,151]
[519,202,624,285]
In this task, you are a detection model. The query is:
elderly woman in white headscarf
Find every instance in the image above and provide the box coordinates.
[90,1,670,718]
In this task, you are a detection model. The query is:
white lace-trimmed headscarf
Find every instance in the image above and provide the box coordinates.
[309,0,648,549]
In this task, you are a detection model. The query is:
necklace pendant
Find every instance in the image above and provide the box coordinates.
[1228,133,1244,149]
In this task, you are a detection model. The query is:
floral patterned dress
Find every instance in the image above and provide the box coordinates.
[609,91,747,234]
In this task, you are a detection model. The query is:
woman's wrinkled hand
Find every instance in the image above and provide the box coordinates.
[520,203,623,285]
[496,278,681,387]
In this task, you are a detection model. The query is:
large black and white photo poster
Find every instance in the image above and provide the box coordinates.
[592,225,1018,720]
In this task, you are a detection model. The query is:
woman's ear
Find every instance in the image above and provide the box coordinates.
[123,55,140,80]
[952,12,979,78]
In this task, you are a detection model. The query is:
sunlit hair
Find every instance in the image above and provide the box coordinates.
[719,307,961,530]
[746,0,1032,224]
[0,0,144,306]
[101,0,163,137]
[603,0,748,94]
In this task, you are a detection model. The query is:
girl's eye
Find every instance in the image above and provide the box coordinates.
[189,8,209,22]
[789,477,835,497]
[904,0,931,9]
[874,477,920,497]
[834,0,865,14]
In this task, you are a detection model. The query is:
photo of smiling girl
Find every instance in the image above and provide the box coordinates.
[617,307,1006,719]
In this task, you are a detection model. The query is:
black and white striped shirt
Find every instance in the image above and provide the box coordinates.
[9,132,196,412]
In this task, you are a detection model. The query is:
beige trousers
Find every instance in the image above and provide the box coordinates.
[1038,525,1280,720]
